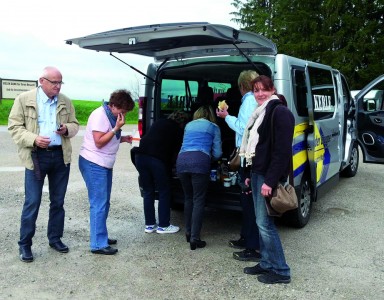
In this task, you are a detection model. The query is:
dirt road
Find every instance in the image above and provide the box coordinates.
[0,126,383,299]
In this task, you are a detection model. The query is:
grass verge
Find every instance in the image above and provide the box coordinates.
[0,99,138,125]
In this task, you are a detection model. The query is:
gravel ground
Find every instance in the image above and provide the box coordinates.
[0,125,383,300]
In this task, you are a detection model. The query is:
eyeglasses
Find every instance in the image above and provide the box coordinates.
[43,77,64,86]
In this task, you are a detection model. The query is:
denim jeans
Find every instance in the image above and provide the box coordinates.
[19,149,70,247]
[238,167,260,250]
[251,173,290,277]
[134,154,171,228]
[178,172,209,242]
[79,156,112,250]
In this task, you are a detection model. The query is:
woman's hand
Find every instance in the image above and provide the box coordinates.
[120,135,133,144]
[261,183,272,197]
[240,178,252,195]
[116,113,125,130]
[216,108,229,118]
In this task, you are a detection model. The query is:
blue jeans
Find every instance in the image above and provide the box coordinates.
[178,172,209,242]
[79,156,112,250]
[134,154,171,228]
[239,167,260,250]
[19,149,70,247]
[251,173,290,277]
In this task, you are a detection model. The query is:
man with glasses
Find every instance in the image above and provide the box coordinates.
[8,66,79,262]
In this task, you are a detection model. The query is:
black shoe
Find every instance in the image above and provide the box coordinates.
[190,239,206,250]
[49,241,69,253]
[233,249,261,262]
[91,246,118,255]
[19,246,34,263]
[257,272,291,284]
[186,234,191,243]
[244,263,270,275]
[228,237,246,249]
[108,238,117,245]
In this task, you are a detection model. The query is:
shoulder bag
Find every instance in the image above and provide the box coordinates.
[228,147,240,172]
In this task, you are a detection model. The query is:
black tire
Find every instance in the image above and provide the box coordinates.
[284,175,312,228]
[341,142,359,178]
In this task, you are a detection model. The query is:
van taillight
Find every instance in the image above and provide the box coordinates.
[138,97,145,136]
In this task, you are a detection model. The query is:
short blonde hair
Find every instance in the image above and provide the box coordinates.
[193,105,217,123]
[238,70,259,92]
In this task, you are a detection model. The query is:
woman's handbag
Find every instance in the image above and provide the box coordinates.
[267,183,298,216]
[265,104,298,217]
[228,147,240,171]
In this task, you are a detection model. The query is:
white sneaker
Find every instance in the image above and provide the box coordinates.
[145,224,158,233]
[156,224,180,234]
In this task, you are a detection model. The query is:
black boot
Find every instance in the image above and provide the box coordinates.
[190,239,206,250]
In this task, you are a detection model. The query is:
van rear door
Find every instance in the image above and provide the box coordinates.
[65,22,277,60]
[355,75,384,163]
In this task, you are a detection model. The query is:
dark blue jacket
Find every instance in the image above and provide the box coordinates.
[251,100,295,188]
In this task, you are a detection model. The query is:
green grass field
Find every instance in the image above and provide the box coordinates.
[0,99,138,125]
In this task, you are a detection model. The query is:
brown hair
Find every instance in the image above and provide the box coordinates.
[168,110,190,126]
[251,75,276,92]
[109,89,135,111]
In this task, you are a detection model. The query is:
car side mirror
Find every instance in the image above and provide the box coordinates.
[366,99,376,112]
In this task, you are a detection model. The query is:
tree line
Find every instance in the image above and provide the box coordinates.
[231,0,384,89]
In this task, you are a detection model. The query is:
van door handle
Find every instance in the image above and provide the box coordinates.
[306,125,314,134]
[374,118,382,123]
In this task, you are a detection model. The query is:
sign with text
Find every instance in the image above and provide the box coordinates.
[1,79,38,99]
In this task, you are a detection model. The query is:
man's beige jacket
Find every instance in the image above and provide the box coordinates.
[8,88,79,170]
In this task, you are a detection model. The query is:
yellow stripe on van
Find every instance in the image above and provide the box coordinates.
[313,123,325,183]
[293,123,308,139]
[292,122,309,178]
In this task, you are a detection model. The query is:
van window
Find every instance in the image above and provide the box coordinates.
[208,82,232,100]
[160,79,198,113]
[308,67,336,120]
[292,68,308,117]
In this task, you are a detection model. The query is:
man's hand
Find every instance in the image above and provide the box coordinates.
[34,136,51,148]
[55,124,67,136]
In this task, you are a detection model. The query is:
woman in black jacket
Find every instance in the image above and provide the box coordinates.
[132,111,190,234]
[240,75,294,284]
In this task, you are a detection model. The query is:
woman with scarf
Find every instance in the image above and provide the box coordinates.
[79,89,134,255]
[240,75,294,284]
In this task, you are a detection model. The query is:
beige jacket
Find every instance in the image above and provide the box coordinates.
[8,88,79,170]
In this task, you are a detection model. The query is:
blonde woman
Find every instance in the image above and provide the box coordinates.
[176,105,222,250]
[217,70,261,262]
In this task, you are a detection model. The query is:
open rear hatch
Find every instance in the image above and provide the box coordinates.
[66,22,277,61]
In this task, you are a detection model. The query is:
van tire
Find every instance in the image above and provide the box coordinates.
[341,142,359,178]
[284,175,312,228]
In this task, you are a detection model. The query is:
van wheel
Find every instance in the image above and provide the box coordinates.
[284,175,312,228]
[341,142,359,178]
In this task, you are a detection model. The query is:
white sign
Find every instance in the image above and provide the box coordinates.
[1,79,37,99]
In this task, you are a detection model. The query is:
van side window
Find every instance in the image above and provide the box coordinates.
[292,68,308,117]
[308,67,336,120]
[160,79,198,115]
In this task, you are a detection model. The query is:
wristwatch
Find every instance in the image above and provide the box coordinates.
[111,129,117,135]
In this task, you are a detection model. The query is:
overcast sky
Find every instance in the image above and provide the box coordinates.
[0,0,238,100]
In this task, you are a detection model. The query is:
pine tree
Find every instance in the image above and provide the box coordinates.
[230,0,384,89]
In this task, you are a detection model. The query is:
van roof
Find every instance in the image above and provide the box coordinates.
[65,22,277,61]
